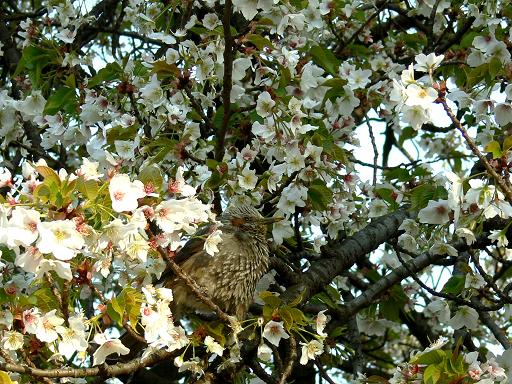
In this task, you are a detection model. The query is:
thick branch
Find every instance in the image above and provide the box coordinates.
[0,349,176,379]
[215,0,234,161]
[280,207,414,305]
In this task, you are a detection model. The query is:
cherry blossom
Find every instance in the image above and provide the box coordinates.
[92,334,130,366]
[262,320,289,347]
[109,174,146,213]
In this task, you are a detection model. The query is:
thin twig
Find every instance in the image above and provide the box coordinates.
[335,0,389,54]
[248,358,278,384]
[147,228,233,324]
[314,359,337,384]
[259,171,299,207]
[45,273,69,325]
[440,98,512,203]
[365,115,379,186]
[392,245,501,312]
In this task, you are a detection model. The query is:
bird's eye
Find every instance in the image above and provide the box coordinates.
[231,217,246,227]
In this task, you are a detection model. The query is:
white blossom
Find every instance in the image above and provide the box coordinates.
[109,174,146,213]
[299,340,324,365]
[263,320,289,347]
[449,306,479,330]
[93,334,130,365]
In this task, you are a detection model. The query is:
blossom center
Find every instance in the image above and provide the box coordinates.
[113,191,125,201]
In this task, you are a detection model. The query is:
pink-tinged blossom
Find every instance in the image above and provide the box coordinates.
[263,320,289,347]
[168,167,196,197]
[153,198,210,234]
[495,103,512,126]
[464,272,486,290]
[77,158,103,180]
[488,230,509,248]
[7,207,40,247]
[35,310,65,343]
[56,28,77,43]
[454,228,476,245]
[15,246,43,274]
[418,200,451,224]
[55,314,88,356]
[138,74,164,107]
[368,199,388,218]
[109,174,146,213]
[0,167,12,188]
[315,310,328,337]
[22,308,41,334]
[402,104,432,130]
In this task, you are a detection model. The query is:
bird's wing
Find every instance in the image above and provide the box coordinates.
[156,224,212,285]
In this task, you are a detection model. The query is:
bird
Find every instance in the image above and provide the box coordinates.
[118,204,280,361]
[162,203,281,320]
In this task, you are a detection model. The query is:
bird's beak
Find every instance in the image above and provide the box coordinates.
[260,216,284,224]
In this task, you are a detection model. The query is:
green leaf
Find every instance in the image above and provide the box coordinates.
[484,140,502,158]
[423,364,441,384]
[384,167,410,182]
[410,184,447,210]
[44,87,77,115]
[139,164,164,191]
[76,177,99,201]
[503,136,512,152]
[33,183,51,203]
[288,289,305,308]
[88,62,123,88]
[321,78,347,88]
[205,159,219,171]
[35,165,61,186]
[213,105,225,130]
[0,246,15,263]
[259,291,282,308]
[330,326,346,338]
[289,307,307,324]
[15,46,54,86]
[489,56,503,79]
[411,349,445,365]
[309,45,340,75]
[442,275,465,295]
[324,285,341,303]
[33,287,59,312]
[308,179,333,211]
[374,187,399,209]
[106,124,139,145]
[106,301,122,326]
[399,126,417,146]
[204,170,226,190]
[152,60,180,77]
[379,285,407,322]
[246,34,274,50]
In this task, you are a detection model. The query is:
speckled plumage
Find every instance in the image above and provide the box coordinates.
[169,204,275,319]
